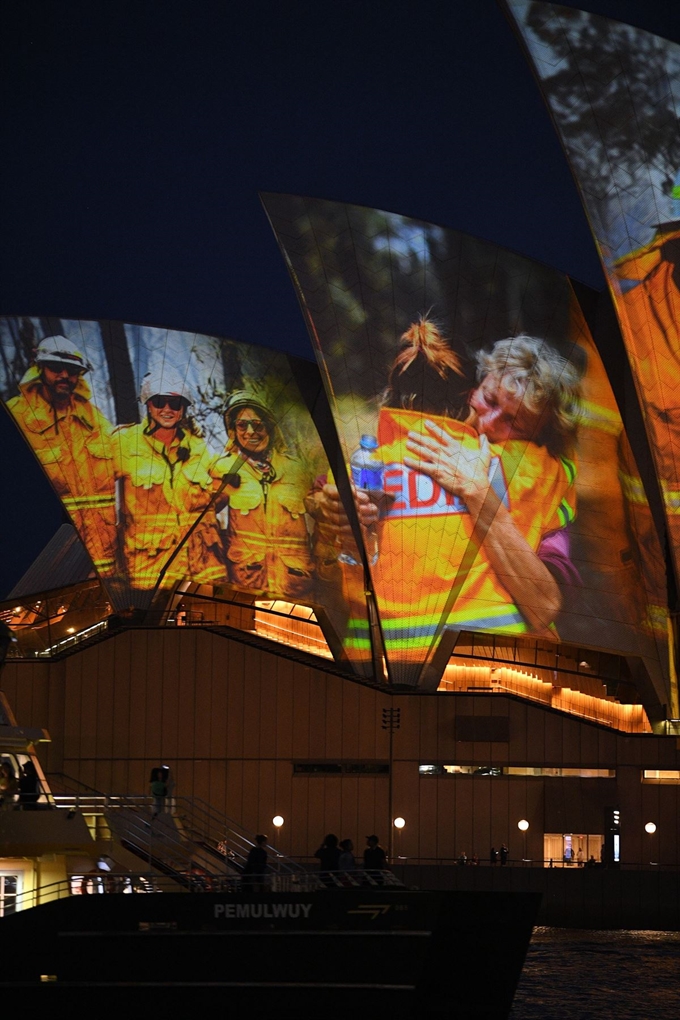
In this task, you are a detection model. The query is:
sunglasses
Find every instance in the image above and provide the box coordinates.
[235,419,268,434]
[149,394,186,411]
[43,361,82,377]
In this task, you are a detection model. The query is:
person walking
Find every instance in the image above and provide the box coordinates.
[150,767,167,817]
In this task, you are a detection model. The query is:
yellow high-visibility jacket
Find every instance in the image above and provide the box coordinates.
[7,367,117,577]
[211,448,315,600]
[114,423,225,591]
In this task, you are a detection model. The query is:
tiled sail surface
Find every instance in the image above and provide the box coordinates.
[264,194,669,694]
[508,1,680,588]
[0,317,369,677]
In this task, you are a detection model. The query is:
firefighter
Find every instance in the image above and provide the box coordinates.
[6,335,117,577]
[113,367,225,595]
[212,391,315,600]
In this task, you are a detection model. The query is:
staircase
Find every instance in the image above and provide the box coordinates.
[49,774,302,887]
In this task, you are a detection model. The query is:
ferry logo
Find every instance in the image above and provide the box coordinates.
[347,903,392,920]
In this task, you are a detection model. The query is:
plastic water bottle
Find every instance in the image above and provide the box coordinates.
[349,434,384,491]
[338,435,383,566]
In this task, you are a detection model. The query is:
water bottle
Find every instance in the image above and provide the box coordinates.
[350,434,384,491]
[338,435,383,566]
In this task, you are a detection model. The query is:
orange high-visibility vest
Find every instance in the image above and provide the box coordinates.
[344,407,576,660]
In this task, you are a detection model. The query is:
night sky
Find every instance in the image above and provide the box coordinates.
[1,0,678,596]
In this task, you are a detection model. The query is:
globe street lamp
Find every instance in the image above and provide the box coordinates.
[644,821,658,866]
[518,819,530,864]
[272,815,284,853]
[393,816,406,866]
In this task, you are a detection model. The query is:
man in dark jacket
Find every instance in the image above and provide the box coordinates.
[364,834,387,885]
[243,834,268,891]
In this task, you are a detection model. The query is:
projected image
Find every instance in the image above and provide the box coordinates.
[265,195,668,687]
[0,330,118,580]
[0,318,366,665]
[508,1,680,580]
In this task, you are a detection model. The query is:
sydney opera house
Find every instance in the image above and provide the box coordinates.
[1,2,680,922]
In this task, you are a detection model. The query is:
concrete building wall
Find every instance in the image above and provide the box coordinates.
[2,628,679,865]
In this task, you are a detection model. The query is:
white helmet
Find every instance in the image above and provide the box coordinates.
[139,365,194,407]
[35,335,90,373]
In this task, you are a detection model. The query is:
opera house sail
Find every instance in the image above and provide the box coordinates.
[508,0,680,717]
[263,194,670,702]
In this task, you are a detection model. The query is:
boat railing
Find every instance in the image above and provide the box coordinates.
[4,867,404,915]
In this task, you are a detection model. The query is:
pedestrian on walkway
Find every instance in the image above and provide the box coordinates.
[150,767,167,816]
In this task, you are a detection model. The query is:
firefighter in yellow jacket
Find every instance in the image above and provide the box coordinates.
[6,335,117,577]
[212,391,315,601]
[113,367,225,596]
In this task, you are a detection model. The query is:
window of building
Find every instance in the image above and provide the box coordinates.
[506,767,615,778]
[419,765,502,776]
[419,765,615,778]
[543,834,603,868]
[642,770,680,783]
[0,874,20,916]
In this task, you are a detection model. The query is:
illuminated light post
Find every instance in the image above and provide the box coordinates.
[644,821,658,866]
[393,816,406,870]
[382,707,401,857]
[518,819,529,865]
[272,815,284,853]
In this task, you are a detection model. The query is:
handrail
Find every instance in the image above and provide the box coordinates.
[3,596,324,660]
[9,873,183,912]
[48,774,301,876]
[5,867,403,915]
[5,859,674,918]
[171,792,302,873]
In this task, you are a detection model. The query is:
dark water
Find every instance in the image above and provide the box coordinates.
[510,927,680,1019]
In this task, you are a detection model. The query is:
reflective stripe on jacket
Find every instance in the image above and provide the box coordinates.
[212,449,315,600]
[114,422,225,590]
[7,368,117,576]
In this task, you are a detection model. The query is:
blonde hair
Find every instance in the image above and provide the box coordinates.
[476,335,582,457]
